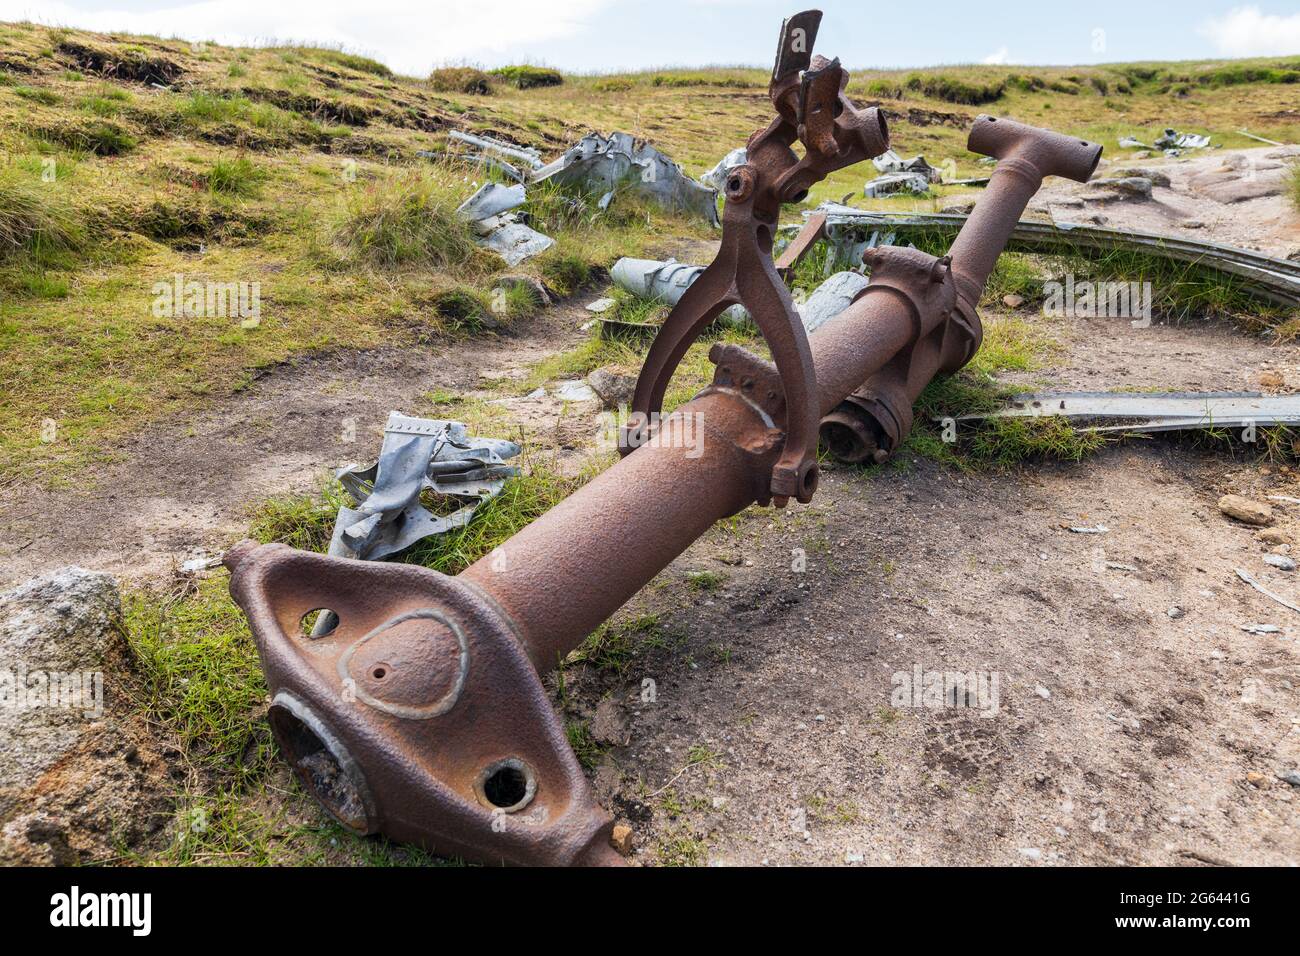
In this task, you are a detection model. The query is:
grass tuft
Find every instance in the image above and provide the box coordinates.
[333,168,483,270]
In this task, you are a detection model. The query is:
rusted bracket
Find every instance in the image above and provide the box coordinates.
[619,9,888,506]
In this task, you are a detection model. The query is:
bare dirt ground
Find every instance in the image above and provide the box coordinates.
[3,166,1299,866]
[0,306,588,589]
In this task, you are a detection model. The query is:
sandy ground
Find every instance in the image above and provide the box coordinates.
[3,152,1299,866]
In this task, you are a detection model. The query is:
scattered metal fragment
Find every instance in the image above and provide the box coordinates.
[585,297,616,313]
[1235,568,1300,614]
[609,258,749,324]
[864,170,931,198]
[1154,128,1211,154]
[1267,495,1300,506]
[456,182,526,221]
[448,130,545,175]
[950,391,1300,434]
[1241,623,1281,634]
[1237,129,1287,147]
[700,147,748,191]
[798,271,870,333]
[455,182,554,266]
[180,554,223,573]
[872,149,943,182]
[553,380,598,403]
[788,205,1300,307]
[326,412,520,564]
[532,131,721,227]
[1068,525,1109,534]
[474,217,555,266]
[1106,562,1139,572]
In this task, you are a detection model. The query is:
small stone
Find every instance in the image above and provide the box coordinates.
[1002,293,1025,308]
[584,297,615,313]
[1034,685,1051,699]
[1277,769,1300,787]
[844,849,864,864]
[585,365,637,409]
[1259,528,1290,545]
[1264,554,1297,572]
[1018,847,1043,861]
[1182,219,1205,229]
[610,824,634,856]
[1218,494,1274,527]
[1246,771,1269,789]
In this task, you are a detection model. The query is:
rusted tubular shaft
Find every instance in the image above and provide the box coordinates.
[946,115,1101,312]
[460,294,920,670]
[819,115,1102,463]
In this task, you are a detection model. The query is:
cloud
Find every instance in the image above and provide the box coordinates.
[981,47,1010,65]
[0,0,612,75]
[1198,5,1300,56]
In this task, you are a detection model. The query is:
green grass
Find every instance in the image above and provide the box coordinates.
[124,577,271,783]
[427,67,491,95]
[332,168,485,270]
[490,65,563,90]
[0,166,86,259]
[207,156,265,196]
[1290,163,1300,212]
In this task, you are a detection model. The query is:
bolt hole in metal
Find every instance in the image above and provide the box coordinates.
[371,666,387,680]
[300,608,339,638]
[476,758,537,813]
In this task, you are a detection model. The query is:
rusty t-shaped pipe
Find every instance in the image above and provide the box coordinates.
[226,101,1100,866]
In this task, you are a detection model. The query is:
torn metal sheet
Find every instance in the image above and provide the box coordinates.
[456,182,527,221]
[327,412,521,563]
[864,171,931,198]
[792,204,1300,308]
[949,391,1300,434]
[1117,136,1150,150]
[533,132,721,227]
[700,147,748,191]
[475,217,555,266]
[1235,568,1300,614]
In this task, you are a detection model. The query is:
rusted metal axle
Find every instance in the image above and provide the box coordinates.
[225,14,1100,866]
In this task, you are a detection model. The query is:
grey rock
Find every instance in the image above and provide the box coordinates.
[1264,554,1297,572]
[1278,769,1300,787]
[1088,176,1153,200]
[586,365,637,409]
[0,568,120,799]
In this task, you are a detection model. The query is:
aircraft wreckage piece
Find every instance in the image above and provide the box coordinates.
[225,10,1102,866]
[784,206,1300,308]
[950,391,1300,434]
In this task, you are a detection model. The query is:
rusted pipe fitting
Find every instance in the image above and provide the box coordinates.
[818,116,1101,464]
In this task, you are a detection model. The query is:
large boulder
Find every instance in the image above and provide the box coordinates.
[0,568,170,864]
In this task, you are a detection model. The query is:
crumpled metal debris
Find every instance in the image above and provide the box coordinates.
[700,147,748,191]
[533,132,720,227]
[327,412,521,563]
[608,257,867,334]
[455,181,554,266]
[1154,128,1211,153]
[872,149,943,183]
[864,171,932,198]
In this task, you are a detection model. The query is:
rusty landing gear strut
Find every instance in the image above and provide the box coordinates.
[225,10,1102,866]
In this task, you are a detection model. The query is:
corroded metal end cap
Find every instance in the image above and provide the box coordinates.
[225,541,620,866]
